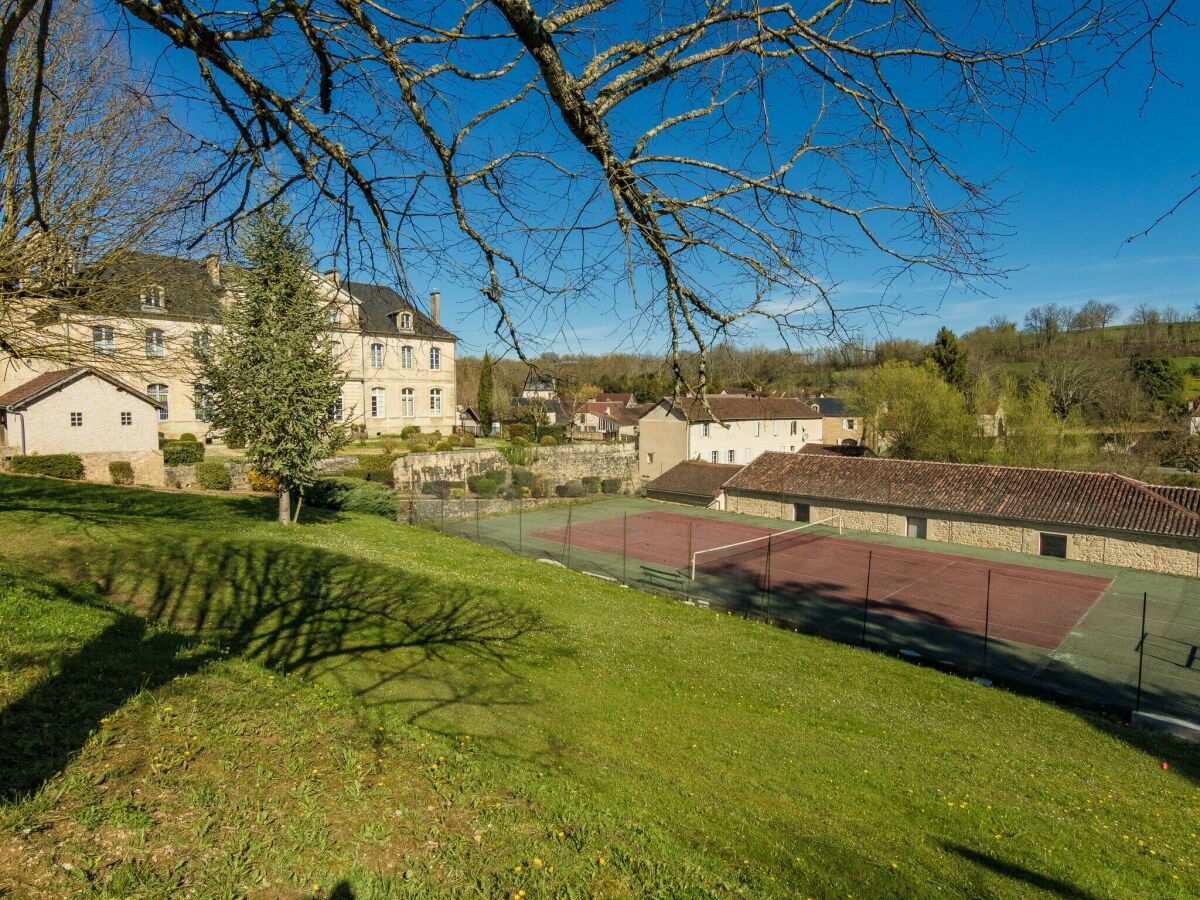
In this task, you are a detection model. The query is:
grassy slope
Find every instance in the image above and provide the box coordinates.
[1,476,1198,897]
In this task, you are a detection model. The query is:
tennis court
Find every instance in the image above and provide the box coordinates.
[431,495,1199,721]
[531,509,1110,651]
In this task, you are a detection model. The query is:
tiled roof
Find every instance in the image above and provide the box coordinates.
[1148,484,1200,517]
[596,392,634,404]
[724,452,1200,540]
[798,443,870,458]
[646,460,744,499]
[651,395,821,422]
[0,367,164,410]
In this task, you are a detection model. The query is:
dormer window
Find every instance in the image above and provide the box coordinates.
[141,285,165,309]
[399,311,413,332]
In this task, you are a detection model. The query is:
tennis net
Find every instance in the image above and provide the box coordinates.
[689,515,843,580]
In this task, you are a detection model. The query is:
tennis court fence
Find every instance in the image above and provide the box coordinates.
[409,496,1200,724]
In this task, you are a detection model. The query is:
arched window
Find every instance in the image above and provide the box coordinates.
[401,387,415,416]
[370,387,385,418]
[370,343,384,367]
[145,328,165,358]
[429,347,441,370]
[399,311,413,331]
[401,346,413,369]
[147,384,169,422]
[429,388,443,415]
[92,325,114,355]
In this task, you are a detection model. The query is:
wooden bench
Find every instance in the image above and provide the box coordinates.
[639,565,686,593]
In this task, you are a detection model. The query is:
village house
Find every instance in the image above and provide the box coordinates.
[721,452,1200,577]
[0,253,458,439]
[0,367,165,484]
[804,394,863,446]
[637,395,823,483]
[1187,398,1200,437]
[574,400,641,438]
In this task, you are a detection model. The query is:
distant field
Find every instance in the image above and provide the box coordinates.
[2,475,1199,897]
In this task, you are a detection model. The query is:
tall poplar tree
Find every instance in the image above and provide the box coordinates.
[200,201,348,524]
[477,351,495,435]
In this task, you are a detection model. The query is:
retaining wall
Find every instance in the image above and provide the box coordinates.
[394,443,638,492]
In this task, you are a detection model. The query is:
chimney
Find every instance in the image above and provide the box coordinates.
[205,254,221,286]
[430,289,441,325]
[325,267,340,288]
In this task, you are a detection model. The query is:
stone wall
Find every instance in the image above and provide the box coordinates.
[724,488,1200,577]
[81,450,165,487]
[164,456,355,491]
[404,494,585,524]
[394,443,638,492]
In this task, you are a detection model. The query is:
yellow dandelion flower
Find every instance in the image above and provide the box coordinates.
[533,858,542,867]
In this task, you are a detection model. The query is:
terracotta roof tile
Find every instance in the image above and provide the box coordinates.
[724,452,1200,540]
[646,460,744,499]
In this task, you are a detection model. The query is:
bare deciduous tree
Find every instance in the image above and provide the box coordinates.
[0,1,1174,393]
[0,0,195,371]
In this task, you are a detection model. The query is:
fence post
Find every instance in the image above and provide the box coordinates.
[564,504,573,568]
[440,497,445,530]
[622,512,628,586]
[762,535,773,623]
[476,497,481,540]
[983,569,992,677]
[518,497,523,555]
[1135,591,1148,713]
[861,550,874,646]
[686,521,694,576]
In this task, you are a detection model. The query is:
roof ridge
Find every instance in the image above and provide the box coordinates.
[1113,474,1200,525]
[778,450,1153,481]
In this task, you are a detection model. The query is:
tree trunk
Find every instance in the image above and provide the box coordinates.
[291,490,304,525]
[277,488,291,525]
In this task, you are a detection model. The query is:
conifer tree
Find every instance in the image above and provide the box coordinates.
[200,201,348,524]
[928,327,969,390]
[477,351,495,436]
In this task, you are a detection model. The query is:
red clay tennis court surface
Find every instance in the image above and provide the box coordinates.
[531,510,1111,650]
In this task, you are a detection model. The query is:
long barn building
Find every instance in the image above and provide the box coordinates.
[716,452,1200,577]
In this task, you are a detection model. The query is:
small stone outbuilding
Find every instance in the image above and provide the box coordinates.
[0,367,165,485]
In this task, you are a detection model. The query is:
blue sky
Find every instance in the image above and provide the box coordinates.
[116,3,1198,359]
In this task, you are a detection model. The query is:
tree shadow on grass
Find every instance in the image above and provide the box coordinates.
[2,532,546,802]
[942,842,1100,899]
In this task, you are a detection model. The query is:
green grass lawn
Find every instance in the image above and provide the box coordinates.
[2,475,1199,897]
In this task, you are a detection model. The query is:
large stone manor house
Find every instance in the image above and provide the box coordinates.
[0,253,458,438]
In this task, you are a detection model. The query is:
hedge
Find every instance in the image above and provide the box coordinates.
[11,454,84,479]
[305,477,397,518]
[195,461,231,491]
[539,435,558,446]
[554,483,570,498]
[365,470,395,487]
[506,423,534,442]
[530,477,549,499]
[511,467,534,488]
[475,480,498,499]
[108,461,134,485]
[434,440,454,451]
[163,440,205,465]
[601,478,621,494]
[564,480,586,498]
[581,475,601,494]
[178,433,198,443]
[356,453,396,472]
[459,433,476,448]
[400,425,421,439]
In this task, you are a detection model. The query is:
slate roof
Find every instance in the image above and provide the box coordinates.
[0,367,164,411]
[57,252,457,340]
[343,280,457,340]
[650,395,821,422]
[645,460,744,500]
[806,396,847,416]
[723,452,1200,540]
